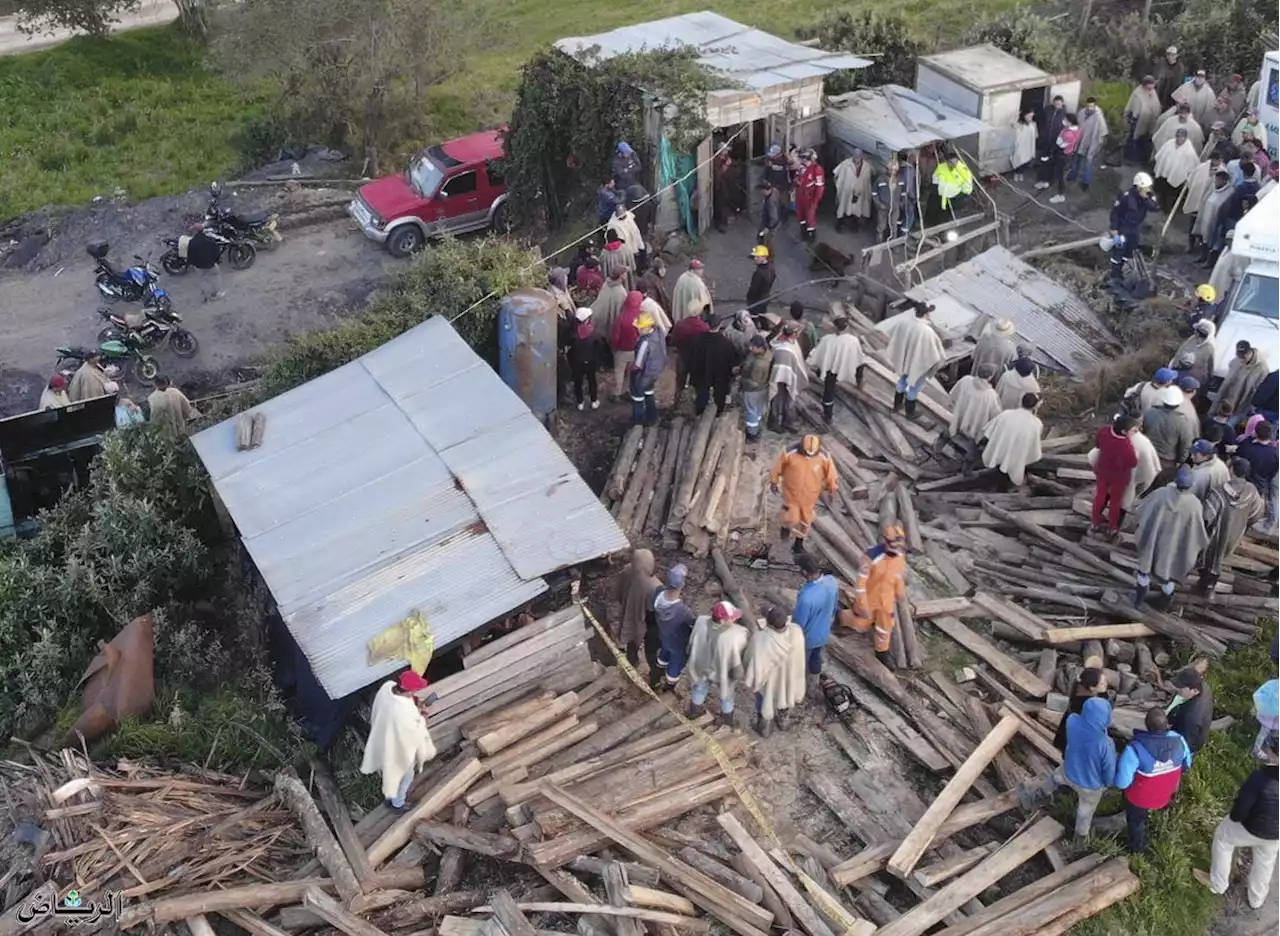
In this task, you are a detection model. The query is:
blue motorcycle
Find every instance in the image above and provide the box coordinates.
[88,241,172,311]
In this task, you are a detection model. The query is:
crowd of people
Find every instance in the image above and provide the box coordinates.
[38,351,200,433]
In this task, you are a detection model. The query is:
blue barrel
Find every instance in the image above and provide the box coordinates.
[497,287,558,420]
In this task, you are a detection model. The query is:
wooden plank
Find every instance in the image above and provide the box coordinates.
[461,691,555,738]
[464,609,583,671]
[912,844,995,888]
[1042,623,1156,643]
[887,715,1021,878]
[366,756,485,868]
[302,888,390,936]
[624,885,698,916]
[675,848,765,904]
[567,857,660,888]
[968,592,1048,641]
[997,703,1063,765]
[931,854,1107,936]
[310,762,375,888]
[1028,871,1141,936]
[474,903,709,933]
[875,817,1064,936]
[956,858,1133,936]
[603,861,646,936]
[928,617,1051,698]
[490,891,547,936]
[717,813,862,936]
[911,597,974,619]
[416,822,520,859]
[544,700,671,770]
[537,783,774,936]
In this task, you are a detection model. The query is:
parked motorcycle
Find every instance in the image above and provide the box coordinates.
[56,339,159,383]
[88,242,172,311]
[96,306,199,358]
[206,181,282,250]
[158,229,255,275]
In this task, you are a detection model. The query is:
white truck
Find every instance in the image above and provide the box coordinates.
[1213,185,1278,381]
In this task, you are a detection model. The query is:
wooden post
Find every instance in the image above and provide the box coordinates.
[311,762,375,887]
[366,755,485,868]
[887,715,1021,878]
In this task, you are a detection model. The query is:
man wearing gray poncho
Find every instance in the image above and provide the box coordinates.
[1134,465,1209,609]
[1195,457,1265,595]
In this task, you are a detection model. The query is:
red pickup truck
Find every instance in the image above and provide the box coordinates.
[347,129,510,257]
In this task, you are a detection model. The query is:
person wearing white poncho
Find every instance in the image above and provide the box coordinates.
[361,672,437,808]
[882,301,944,418]
[948,365,1003,468]
[808,317,864,423]
[686,601,750,727]
[980,392,1044,488]
[996,357,1041,410]
[1153,129,1201,204]
[744,607,807,737]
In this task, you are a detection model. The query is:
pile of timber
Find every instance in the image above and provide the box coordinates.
[428,607,604,753]
[601,410,768,558]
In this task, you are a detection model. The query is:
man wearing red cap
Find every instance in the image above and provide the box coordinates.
[39,373,71,411]
[361,670,438,810]
[686,601,749,727]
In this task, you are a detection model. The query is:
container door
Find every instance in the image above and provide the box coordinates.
[696,135,713,235]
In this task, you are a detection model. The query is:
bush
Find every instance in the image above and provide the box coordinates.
[1169,0,1275,84]
[961,8,1074,75]
[0,426,217,740]
[797,11,924,92]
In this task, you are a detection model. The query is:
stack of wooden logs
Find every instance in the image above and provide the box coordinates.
[602,409,769,557]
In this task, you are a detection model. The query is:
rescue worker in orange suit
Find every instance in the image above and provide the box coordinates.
[770,434,839,553]
[839,525,910,669]
[795,150,826,240]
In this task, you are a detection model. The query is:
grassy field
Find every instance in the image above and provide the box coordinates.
[0,0,1023,218]
[0,23,264,217]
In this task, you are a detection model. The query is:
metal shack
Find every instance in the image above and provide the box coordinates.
[916,44,1080,174]
[190,317,629,739]
[824,85,993,167]
[556,11,869,234]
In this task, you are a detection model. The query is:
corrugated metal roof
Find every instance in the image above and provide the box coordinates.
[919,45,1051,94]
[826,85,993,157]
[899,245,1119,375]
[191,317,628,700]
[555,11,870,92]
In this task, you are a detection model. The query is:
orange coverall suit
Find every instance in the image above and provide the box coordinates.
[796,162,826,234]
[770,447,838,540]
[839,544,908,652]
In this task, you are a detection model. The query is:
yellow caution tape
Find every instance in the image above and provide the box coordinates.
[577,601,869,935]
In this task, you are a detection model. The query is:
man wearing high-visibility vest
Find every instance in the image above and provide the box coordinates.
[932,151,975,213]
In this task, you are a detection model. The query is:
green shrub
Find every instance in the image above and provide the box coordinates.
[1169,0,1275,86]
[961,8,1074,75]
[797,11,924,92]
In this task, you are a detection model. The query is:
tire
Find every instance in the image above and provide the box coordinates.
[490,201,511,235]
[168,328,199,358]
[137,356,160,382]
[386,225,424,258]
[96,274,121,303]
[227,242,256,270]
[98,326,123,343]
[161,253,188,276]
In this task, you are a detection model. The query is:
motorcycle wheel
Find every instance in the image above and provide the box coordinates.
[161,254,188,276]
[168,328,199,359]
[228,242,256,270]
[98,326,123,343]
[138,356,160,381]
[96,274,121,303]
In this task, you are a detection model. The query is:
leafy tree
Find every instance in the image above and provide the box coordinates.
[1169,0,1276,84]
[12,0,137,36]
[500,46,723,230]
[796,11,924,93]
[212,0,487,174]
[961,8,1073,75]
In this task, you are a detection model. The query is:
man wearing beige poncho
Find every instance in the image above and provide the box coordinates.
[947,364,1003,469]
[686,601,750,728]
[981,392,1044,489]
[744,607,807,737]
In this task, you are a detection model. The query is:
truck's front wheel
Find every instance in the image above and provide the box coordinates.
[387,226,424,258]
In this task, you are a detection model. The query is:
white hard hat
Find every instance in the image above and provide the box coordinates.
[1159,385,1183,406]
[1133,171,1154,189]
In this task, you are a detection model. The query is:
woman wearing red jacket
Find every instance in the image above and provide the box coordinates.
[610,291,645,398]
[1091,413,1140,536]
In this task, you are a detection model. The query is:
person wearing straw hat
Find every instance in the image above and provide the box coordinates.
[838,525,909,669]
[971,318,1018,375]
[686,600,749,727]
[671,258,712,324]
[1134,465,1208,608]
[361,670,438,811]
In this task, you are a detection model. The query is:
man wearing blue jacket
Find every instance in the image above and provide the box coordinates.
[792,552,838,682]
[1108,172,1160,282]
[1116,708,1193,853]
[1059,697,1118,841]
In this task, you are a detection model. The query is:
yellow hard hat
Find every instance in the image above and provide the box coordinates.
[635,312,656,330]
[1195,284,1217,302]
[751,244,770,259]
[884,524,907,548]
[801,434,821,455]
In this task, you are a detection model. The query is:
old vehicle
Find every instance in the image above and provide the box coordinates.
[347,129,510,258]
[1212,187,1278,383]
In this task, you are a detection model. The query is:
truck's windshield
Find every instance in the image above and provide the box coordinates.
[408,156,444,198]
[1234,272,1279,321]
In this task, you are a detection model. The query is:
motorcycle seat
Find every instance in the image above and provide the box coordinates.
[232,210,270,226]
[122,312,148,329]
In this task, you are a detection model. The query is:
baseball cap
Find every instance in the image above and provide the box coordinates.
[1237,340,1253,354]
[711,601,742,622]
[1154,367,1177,383]
[399,670,430,693]
[667,564,688,588]
[1191,439,1215,455]
[1174,465,1194,488]
[689,259,704,270]
[1171,668,1204,691]
[1177,375,1201,391]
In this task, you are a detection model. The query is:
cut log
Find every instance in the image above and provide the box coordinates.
[482,720,598,783]
[368,891,488,931]
[1035,649,1058,686]
[618,429,666,535]
[476,693,580,757]
[954,857,1134,936]
[963,698,1028,791]
[415,822,520,859]
[303,888,388,936]
[1027,870,1141,936]
[602,863,646,936]
[911,597,973,619]
[805,772,890,845]
[895,484,923,553]
[717,813,870,936]
[218,910,293,936]
[646,418,687,535]
[927,617,1051,698]
[566,857,660,888]
[923,541,971,595]
[310,761,375,887]
[981,504,1129,584]
[887,715,1021,878]
[1081,640,1105,670]
[1043,622,1155,643]
[874,817,1064,936]
[489,891,541,936]
[473,903,709,933]
[274,771,363,902]
[897,594,923,669]
[684,414,737,529]
[670,407,718,526]
[931,854,1107,936]
[544,700,671,770]
[433,803,470,897]
[538,784,774,936]
[623,886,698,917]
[675,848,765,904]
[730,852,792,930]
[1134,642,1159,683]
[609,426,647,500]
[997,703,1063,765]
[366,756,485,868]
[968,592,1048,641]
